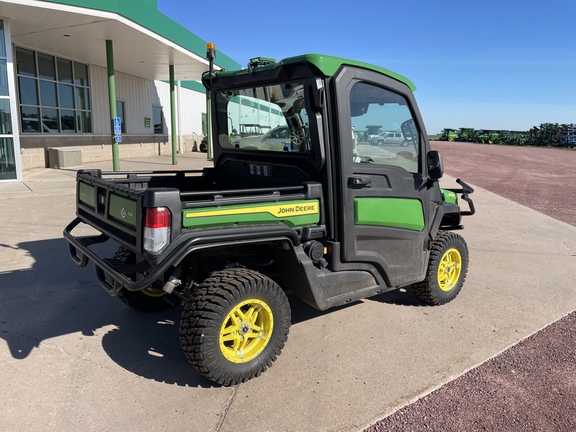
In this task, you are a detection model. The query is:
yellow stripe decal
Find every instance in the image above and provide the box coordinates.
[185,202,319,219]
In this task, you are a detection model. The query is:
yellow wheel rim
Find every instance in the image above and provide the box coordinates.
[437,248,462,292]
[219,299,273,363]
[141,287,166,298]
[135,273,165,298]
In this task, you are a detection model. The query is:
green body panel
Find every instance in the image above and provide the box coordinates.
[183,200,320,229]
[78,182,95,209]
[108,195,137,228]
[354,198,425,231]
[441,189,458,204]
[213,54,416,91]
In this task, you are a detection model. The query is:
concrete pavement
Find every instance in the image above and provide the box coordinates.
[1,152,575,431]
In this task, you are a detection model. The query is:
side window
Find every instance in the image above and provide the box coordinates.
[350,81,420,173]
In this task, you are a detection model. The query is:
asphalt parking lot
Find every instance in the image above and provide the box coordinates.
[1,144,575,431]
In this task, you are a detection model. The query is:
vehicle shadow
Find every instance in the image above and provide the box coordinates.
[288,285,428,325]
[370,287,430,307]
[0,238,215,388]
[0,237,427,388]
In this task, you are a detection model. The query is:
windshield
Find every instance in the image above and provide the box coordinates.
[214,81,311,153]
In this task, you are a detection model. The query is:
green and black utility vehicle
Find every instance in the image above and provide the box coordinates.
[65,47,475,386]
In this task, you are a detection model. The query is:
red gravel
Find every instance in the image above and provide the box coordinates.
[366,142,576,431]
[366,313,576,432]
[431,141,576,227]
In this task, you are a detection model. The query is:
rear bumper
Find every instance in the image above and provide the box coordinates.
[63,218,170,295]
[64,217,303,296]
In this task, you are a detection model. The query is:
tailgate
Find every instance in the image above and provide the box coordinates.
[76,171,145,250]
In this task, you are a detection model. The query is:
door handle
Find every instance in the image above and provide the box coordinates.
[348,176,372,188]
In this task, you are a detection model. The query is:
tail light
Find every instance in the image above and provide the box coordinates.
[143,207,171,253]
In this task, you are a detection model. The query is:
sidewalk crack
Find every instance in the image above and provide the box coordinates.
[215,386,237,432]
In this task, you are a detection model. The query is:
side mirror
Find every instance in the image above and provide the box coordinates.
[427,150,444,180]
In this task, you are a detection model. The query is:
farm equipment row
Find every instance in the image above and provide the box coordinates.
[438,123,576,147]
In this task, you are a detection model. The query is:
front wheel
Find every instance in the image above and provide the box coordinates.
[179,268,291,385]
[412,231,469,305]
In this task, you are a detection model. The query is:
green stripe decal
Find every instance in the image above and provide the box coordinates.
[354,198,424,231]
[183,200,320,229]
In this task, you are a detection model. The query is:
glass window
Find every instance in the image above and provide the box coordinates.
[350,82,420,173]
[153,106,163,134]
[18,77,38,105]
[0,99,11,134]
[60,109,75,132]
[57,58,73,83]
[39,81,57,107]
[76,111,91,133]
[38,53,55,80]
[74,63,88,86]
[41,108,59,133]
[116,100,126,133]
[20,106,40,132]
[0,137,16,180]
[75,87,90,110]
[58,83,74,108]
[16,48,91,134]
[0,20,5,58]
[16,47,36,77]
[214,81,311,153]
[0,59,8,96]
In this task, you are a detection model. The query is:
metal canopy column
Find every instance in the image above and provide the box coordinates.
[106,40,120,171]
[169,64,177,165]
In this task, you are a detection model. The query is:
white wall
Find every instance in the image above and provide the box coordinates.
[154,80,206,137]
[90,65,206,137]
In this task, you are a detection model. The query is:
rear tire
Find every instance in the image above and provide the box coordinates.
[412,231,469,305]
[179,268,291,385]
[113,247,179,312]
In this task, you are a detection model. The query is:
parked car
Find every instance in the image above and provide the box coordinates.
[260,125,290,150]
[369,131,407,146]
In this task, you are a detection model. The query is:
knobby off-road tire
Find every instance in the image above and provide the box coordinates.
[412,231,469,305]
[179,268,291,386]
[113,247,179,312]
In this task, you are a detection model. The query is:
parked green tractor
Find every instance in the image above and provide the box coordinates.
[439,128,459,141]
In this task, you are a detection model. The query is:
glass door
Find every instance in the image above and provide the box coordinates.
[0,19,22,181]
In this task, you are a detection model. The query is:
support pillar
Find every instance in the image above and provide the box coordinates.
[169,65,177,165]
[106,40,120,171]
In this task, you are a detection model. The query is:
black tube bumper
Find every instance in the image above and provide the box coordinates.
[64,218,170,295]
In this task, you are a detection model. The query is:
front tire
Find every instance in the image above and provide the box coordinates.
[412,231,469,305]
[179,268,291,385]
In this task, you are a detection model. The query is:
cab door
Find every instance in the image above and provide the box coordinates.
[332,67,432,287]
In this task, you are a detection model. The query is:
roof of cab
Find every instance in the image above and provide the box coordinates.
[211,54,416,91]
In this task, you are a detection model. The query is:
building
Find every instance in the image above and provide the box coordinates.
[0,0,240,181]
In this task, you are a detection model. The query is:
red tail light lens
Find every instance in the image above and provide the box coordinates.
[144,207,171,229]
[144,207,171,253]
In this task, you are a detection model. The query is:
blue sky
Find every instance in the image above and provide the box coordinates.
[158,0,575,134]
